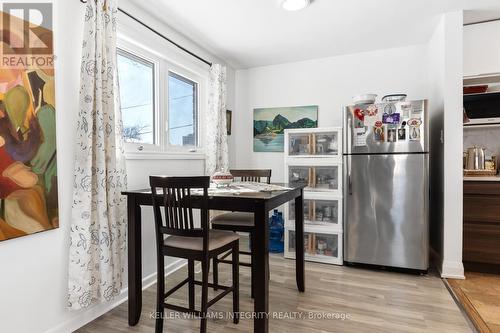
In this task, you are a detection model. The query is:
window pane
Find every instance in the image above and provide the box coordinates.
[168,72,197,146]
[117,50,154,144]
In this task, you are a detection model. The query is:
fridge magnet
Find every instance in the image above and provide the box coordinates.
[408,118,422,141]
[364,104,381,127]
[387,128,397,143]
[384,103,396,114]
[398,121,407,140]
[382,112,400,125]
[353,127,367,147]
[399,102,413,118]
[366,104,378,117]
[411,104,423,114]
[353,108,365,128]
[374,124,385,142]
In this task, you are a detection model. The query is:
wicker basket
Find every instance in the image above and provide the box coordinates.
[463,169,498,177]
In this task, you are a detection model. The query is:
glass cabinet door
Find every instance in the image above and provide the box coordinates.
[289,198,341,227]
[287,230,342,264]
[288,166,310,187]
[312,166,340,191]
[288,133,312,156]
[289,199,310,221]
[288,165,341,192]
[313,132,339,156]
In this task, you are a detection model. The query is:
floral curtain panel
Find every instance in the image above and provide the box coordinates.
[68,0,127,310]
[205,64,228,176]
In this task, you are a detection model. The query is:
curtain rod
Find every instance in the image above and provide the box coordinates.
[79,0,213,67]
[464,18,500,26]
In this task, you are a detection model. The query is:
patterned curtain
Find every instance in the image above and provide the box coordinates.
[68,0,127,310]
[205,64,228,176]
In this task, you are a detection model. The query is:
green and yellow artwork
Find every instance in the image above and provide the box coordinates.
[0,8,58,241]
[253,105,318,152]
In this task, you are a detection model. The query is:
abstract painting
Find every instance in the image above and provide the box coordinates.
[254,105,318,152]
[0,5,57,241]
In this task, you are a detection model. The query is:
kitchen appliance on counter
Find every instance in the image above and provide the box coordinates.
[465,146,486,170]
[463,146,498,177]
[343,99,429,271]
[464,91,500,126]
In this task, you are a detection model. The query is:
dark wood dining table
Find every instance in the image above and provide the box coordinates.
[122,183,306,333]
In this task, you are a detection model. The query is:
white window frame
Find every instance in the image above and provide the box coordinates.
[117,22,208,159]
[165,66,201,153]
[117,43,160,153]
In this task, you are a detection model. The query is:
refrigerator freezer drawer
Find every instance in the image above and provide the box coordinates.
[344,153,429,270]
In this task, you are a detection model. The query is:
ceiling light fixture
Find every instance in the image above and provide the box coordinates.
[281,0,310,11]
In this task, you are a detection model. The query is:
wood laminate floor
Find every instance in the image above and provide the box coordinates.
[448,272,500,333]
[78,252,472,333]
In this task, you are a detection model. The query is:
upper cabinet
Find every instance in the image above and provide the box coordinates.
[285,128,342,159]
[464,21,500,78]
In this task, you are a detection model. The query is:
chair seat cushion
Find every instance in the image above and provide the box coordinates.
[211,212,254,227]
[164,230,239,252]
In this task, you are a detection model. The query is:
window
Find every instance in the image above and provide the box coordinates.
[116,35,204,156]
[168,72,198,147]
[117,50,155,145]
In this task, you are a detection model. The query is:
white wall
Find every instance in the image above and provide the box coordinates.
[441,11,464,279]
[0,1,235,333]
[427,15,446,271]
[232,45,429,181]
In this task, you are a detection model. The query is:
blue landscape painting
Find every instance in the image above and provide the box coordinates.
[253,106,318,152]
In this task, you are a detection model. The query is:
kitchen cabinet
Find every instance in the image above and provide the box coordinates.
[284,127,343,265]
[287,162,342,194]
[288,193,342,230]
[285,227,343,265]
[464,20,500,77]
[286,129,341,158]
[463,181,500,273]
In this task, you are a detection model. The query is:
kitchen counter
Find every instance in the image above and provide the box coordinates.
[464,175,500,182]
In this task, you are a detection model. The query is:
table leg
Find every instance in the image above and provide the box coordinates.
[295,190,305,292]
[127,195,142,326]
[253,203,269,333]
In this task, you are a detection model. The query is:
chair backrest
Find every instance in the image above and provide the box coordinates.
[150,176,210,242]
[230,169,272,184]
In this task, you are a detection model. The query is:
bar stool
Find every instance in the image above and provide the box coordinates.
[211,169,272,297]
[150,176,240,333]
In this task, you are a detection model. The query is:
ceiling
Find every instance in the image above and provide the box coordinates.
[136,0,500,69]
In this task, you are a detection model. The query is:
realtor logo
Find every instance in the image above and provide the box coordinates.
[2,3,53,54]
[1,2,54,68]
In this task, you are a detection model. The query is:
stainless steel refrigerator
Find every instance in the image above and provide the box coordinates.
[343,100,429,271]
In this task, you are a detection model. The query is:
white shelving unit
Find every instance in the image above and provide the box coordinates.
[284,127,343,265]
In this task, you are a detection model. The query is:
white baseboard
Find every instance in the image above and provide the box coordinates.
[440,260,465,279]
[45,259,187,333]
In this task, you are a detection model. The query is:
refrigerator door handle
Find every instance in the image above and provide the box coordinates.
[347,154,352,195]
[349,175,352,195]
[346,111,353,195]
[346,116,352,154]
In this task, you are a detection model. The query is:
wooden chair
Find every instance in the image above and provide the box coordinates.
[150,176,239,333]
[211,169,272,297]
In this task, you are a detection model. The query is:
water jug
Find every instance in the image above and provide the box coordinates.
[269,210,284,253]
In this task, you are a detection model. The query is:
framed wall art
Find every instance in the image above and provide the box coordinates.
[253,105,318,152]
[0,4,58,241]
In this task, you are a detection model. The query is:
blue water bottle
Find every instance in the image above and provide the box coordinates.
[269,210,284,253]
